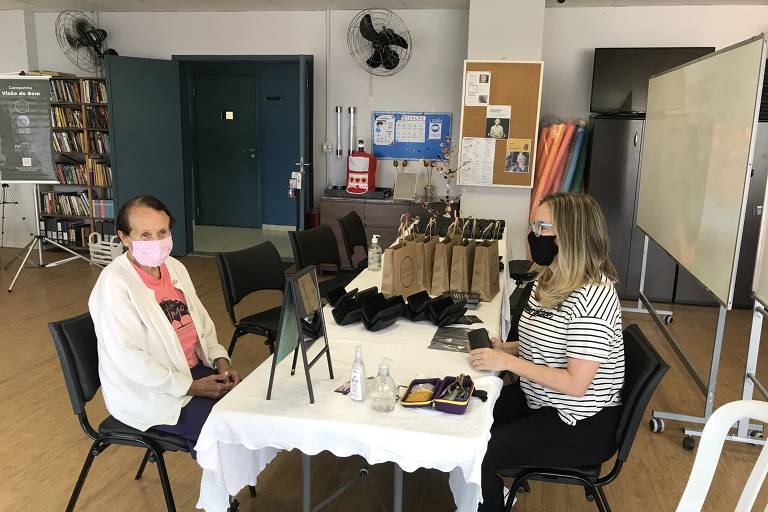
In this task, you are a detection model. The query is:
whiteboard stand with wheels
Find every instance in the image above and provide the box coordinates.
[628,35,767,449]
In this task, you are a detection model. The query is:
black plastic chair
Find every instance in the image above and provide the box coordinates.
[216,241,285,357]
[499,324,669,512]
[50,313,255,512]
[289,224,356,297]
[337,211,368,273]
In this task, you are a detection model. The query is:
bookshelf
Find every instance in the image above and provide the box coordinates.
[41,77,114,251]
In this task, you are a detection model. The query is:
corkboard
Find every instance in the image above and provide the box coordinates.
[458,60,543,188]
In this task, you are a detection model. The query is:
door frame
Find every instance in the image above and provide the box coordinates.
[175,54,313,252]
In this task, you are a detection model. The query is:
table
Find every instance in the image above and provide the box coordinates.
[195,235,513,512]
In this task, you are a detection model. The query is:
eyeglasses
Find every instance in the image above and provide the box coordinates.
[528,220,556,237]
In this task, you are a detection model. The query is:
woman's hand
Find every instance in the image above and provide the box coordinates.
[214,358,242,387]
[188,373,234,399]
[469,348,513,372]
[491,337,518,355]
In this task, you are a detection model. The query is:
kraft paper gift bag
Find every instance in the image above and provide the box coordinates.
[450,220,477,293]
[471,222,501,301]
[432,217,462,296]
[421,218,439,294]
[382,216,426,297]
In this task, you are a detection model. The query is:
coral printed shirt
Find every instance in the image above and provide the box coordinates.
[132,261,200,368]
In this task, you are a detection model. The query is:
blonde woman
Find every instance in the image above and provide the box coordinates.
[471,193,625,512]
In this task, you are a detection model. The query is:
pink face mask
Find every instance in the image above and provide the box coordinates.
[129,235,173,267]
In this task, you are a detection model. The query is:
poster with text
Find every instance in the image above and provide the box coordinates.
[0,77,56,183]
[459,137,495,185]
[505,139,531,173]
[465,71,491,106]
[373,114,395,146]
[485,105,511,140]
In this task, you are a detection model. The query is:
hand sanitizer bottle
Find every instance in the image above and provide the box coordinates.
[368,234,382,271]
[349,345,366,401]
[370,358,397,413]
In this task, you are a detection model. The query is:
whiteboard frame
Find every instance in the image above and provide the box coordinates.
[457,59,544,189]
[636,34,766,310]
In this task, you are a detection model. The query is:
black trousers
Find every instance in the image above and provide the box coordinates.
[478,382,621,512]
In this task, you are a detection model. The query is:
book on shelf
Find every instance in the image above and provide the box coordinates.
[86,105,109,129]
[39,218,92,248]
[55,163,88,185]
[91,163,112,187]
[83,80,108,103]
[51,106,84,128]
[50,80,82,103]
[87,131,111,154]
[40,190,90,217]
[92,199,115,219]
[52,131,85,153]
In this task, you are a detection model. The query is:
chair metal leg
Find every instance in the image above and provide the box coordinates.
[249,485,257,497]
[151,448,177,512]
[506,476,529,512]
[135,449,152,480]
[66,440,100,512]
[227,329,240,358]
[595,487,611,512]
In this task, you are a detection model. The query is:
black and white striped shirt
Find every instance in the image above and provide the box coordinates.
[517,278,624,425]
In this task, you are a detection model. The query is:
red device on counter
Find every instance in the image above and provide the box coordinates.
[346,148,377,195]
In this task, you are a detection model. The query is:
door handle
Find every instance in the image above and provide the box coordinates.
[633,132,639,147]
[244,148,256,159]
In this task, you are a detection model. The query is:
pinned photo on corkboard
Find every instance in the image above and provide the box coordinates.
[505,138,532,173]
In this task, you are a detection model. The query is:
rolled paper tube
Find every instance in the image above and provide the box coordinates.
[533,124,551,187]
[542,122,576,197]
[560,124,586,192]
[530,123,565,218]
[570,128,591,192]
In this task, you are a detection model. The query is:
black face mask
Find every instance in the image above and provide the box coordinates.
[527,231,558,266]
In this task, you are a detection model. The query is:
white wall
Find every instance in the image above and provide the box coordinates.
[0,10,38,248]
[31,9,468,215]
[463,0,544,259]
[541,5,768,120]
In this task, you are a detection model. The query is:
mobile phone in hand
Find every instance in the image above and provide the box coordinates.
[468,328,492,350]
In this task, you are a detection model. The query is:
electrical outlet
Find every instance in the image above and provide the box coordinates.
[322,142,333,153]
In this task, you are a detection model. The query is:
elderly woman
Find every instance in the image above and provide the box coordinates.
[89,195,240,454]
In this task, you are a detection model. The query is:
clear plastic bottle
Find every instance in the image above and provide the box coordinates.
[369,358,398,413]
[349,345,366,401]
[368,234,382,271]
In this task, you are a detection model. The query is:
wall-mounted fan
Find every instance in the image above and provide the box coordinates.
[347,9,412,77]
[55,11,118,74]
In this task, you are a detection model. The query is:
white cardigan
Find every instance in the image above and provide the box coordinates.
[88,253,230,431]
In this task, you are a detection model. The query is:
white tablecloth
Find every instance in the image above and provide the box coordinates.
[195,233,514,512]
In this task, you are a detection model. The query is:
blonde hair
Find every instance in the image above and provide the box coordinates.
[533,192,617,309]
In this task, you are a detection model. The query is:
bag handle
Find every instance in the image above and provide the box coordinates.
[447,216,461,237]
[472,219,478,239]
[397,213,409,238]
[408,216,421,236]
[460,219,471,239]
[494,220,503,239]
[481,222,495,239]
[425,217,436,237]
[88,232,102,245]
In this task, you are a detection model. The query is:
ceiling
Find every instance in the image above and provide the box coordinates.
[0,0,765,11]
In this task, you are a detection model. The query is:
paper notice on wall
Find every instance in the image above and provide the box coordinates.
[428,118,443,140]
[465,71,491,106]
[459,137,495,185]
[373,114,395,145]
[505,138,531,174]
[396,114,426,143]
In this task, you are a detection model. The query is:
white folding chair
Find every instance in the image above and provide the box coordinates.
[676,400,768,512]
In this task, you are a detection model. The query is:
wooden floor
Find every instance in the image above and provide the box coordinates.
[1,246,767,511]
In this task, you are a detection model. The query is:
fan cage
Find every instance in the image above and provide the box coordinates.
[55,10,104,74]
[347,9,413,77]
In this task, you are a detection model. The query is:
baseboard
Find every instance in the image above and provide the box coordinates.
[262,224,295,232]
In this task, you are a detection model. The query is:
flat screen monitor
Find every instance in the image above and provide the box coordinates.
[590,47,715,114]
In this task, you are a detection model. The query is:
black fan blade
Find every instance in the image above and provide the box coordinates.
[381,47,400,70]
[366,48,384,69]
[359,14,378,43]
[378,28,409,50]
[84,28,107,47]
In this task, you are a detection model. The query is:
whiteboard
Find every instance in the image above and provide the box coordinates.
[753,130,768,306]
[636,35,766,308]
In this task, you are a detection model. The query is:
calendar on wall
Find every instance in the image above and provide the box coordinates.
[371,111,452,161]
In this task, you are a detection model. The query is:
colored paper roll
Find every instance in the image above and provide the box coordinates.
[570,128,591,192]
[541,122,576,198]
[530,123,566,218]
[560,124,586,192]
